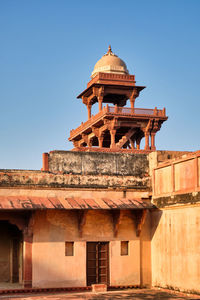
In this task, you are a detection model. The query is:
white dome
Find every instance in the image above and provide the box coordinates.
[91,46,129,78]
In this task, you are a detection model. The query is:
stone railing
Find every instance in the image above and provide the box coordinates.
[70,108,106,138]
[108,106,165,116]
[69,105,166,139]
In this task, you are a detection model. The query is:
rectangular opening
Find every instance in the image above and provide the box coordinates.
[121,241,129,256]
[86,242,109,286]
[65,242,74,256]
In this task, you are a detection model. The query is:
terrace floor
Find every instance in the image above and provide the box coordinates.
[0,288,199,300]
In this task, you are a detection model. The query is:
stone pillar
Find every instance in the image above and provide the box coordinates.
[23,234,32,288]
[98,134,104,148]
[98,98,103,112]
[136,136,142,150]
[110,129,116,148]
[151,132,156,150]
[23,214,34,288]
[129,138,135,149]
[144,132,150,150]
[114,104,118,113]
[130,98,135,110]
[130,89,139,112]
[87,104,92,119]
[88,138,92,147]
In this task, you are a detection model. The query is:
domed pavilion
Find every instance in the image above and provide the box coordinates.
[69,46,167,151]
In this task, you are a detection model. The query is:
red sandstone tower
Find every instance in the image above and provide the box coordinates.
[69,46,167,152]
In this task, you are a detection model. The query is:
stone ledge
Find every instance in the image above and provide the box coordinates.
[153,192,200,208]
[0,171,150,190]
[92,284,107,293]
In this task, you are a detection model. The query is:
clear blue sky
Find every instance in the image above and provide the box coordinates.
[0,0,200,170]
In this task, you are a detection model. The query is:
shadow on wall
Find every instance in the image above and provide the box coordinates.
[0,221,23,283]
[150,209,163,240]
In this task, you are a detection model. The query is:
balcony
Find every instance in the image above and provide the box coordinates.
[69,105,166,140]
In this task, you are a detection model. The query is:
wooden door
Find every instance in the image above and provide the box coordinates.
[86,242,109,286]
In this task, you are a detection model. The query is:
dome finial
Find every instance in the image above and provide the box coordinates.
[107,45,112,55]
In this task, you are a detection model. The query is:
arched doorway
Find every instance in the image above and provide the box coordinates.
[0,221,23,284]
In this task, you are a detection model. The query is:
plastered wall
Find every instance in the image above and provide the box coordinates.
[32,210,151,288]
[151,206,200,293]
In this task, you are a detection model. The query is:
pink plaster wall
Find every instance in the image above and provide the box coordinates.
[153,152,200,196]
[33,211,86,287]
[174,159,195,192]
[32,210,151,288]
[110,240,140,285]
[154,166,172,195]
[151,206,200,293]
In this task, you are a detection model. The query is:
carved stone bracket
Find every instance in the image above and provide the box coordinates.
[130,88,140,109]
[99,123,109,135]
[150,119,161,150]
[92,126,99,137]
[98,86,105,99]
[131,88,139,99]
[132,209,147,237]
[152,119,161,132]
[73,140,79,148]
[107,118,119,131]
[7,217,27,232]
[77,210,88,237]
[92,86,98,98]
[81,133,91,147]
[110,210,123,237]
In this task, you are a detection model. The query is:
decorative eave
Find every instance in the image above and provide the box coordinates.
[77,72,145,100]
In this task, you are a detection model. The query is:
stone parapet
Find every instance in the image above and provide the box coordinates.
[0,170,149,190]
[47,151,149,176]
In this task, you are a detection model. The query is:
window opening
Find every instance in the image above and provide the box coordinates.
[65,242,74,256]
[121,241,129,256]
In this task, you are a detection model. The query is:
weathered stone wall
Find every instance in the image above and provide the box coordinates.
[0,170,149,190]
[48,151,149,176]
[153,192,200,208]
[0,150,150,190]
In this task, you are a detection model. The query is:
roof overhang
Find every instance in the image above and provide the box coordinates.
[0,196,155,210]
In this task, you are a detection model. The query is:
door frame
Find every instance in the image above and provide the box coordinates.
[86,241,110,286]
